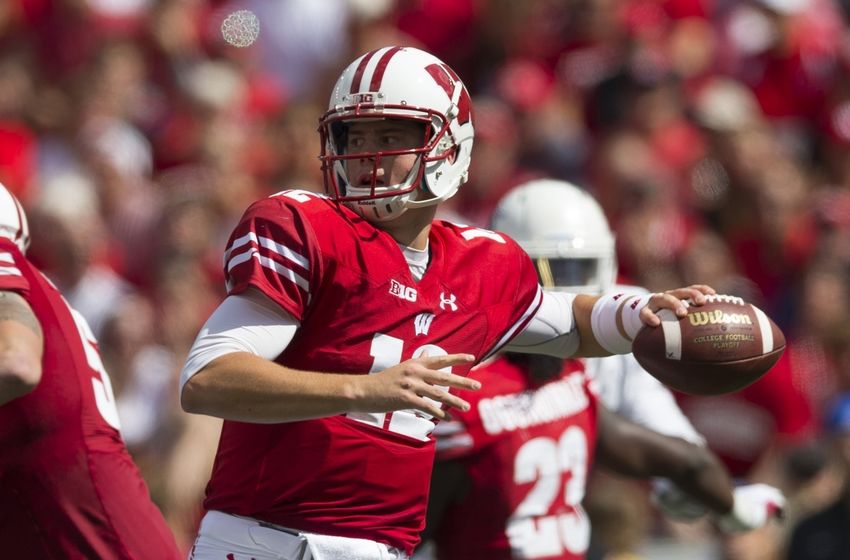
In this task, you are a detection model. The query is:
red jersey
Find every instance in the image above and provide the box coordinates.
[0,240,181,559]
[205,190,543,553]
[432,357,598,560]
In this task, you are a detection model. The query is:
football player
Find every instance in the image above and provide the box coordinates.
[179,46,714,560]
[419,180,785,559]
[0,184,181,559]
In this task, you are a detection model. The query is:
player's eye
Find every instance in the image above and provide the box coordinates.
[347,136,366,150]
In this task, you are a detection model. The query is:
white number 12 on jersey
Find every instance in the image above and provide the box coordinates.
[345,333,451,441]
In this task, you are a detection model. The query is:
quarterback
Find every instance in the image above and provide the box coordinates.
[180,46,713,560]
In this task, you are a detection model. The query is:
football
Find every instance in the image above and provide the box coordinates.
[632,295,785,396]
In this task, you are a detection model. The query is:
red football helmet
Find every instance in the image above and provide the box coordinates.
[319,46,474,221]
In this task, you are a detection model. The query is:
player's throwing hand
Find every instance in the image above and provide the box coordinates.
[641,284,717,326]
[352,354,478,420]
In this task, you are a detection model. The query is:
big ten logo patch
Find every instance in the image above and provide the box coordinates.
[390,279,418,302]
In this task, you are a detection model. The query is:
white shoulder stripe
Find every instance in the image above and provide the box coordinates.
[224,231,309,271]
[226,247,256,271]
[256,253,310,292]
[257,235,309,269]
[224,231,253,258]
[0,252,14,264]
[226,246,310,293]
[0,266,22,276]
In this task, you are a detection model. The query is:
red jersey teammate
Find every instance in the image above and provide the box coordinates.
[419,181,785,559]
[0,184,181,559]
[423,356,785,560]
[179,46,714,560]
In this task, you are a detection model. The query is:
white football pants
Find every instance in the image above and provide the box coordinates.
[189,510,408,560]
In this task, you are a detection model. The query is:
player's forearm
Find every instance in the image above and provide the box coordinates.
[662,444,734,515]
[572,294,609,357]
[596,407,734,514]
[181,352,362,423]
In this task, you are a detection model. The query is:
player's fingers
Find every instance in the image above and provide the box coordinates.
[688,284,716,296]
[665,284,716,305]
[417,384,471,412]
[418,353,476,371]
[644,292,689,321]
[421,369,481,391]
[413,398,452,421]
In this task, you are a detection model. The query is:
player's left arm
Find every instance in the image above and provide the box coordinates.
[0,290,44,405]
[595,405,785,531]
[572,285,715,357]
[508,285,716,358]
[502,242,715,358]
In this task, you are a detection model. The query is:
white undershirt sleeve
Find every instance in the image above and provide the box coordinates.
[504,290,580,358]
[178,292,300,393]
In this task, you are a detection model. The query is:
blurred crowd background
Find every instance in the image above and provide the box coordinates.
[3,0,850,558]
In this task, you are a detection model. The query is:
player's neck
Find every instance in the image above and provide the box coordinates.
[378,205,436,250]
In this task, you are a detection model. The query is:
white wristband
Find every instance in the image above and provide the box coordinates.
[590,292,652,354]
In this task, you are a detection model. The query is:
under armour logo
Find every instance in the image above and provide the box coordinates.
[414,313,435,336]
[439,292,458,311]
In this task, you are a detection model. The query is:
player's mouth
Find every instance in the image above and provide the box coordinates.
[358,171,385,186]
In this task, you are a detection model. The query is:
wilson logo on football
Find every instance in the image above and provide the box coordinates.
[688,310,753,327]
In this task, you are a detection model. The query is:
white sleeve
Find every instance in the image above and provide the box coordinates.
[504,291,581,357]
[585,353,705,445]
[178,292,300,392]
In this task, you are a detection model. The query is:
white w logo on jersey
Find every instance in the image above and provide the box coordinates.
[414,313,435,336]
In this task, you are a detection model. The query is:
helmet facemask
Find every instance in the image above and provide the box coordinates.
[320,109,453,222]
[533,254,614,295]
